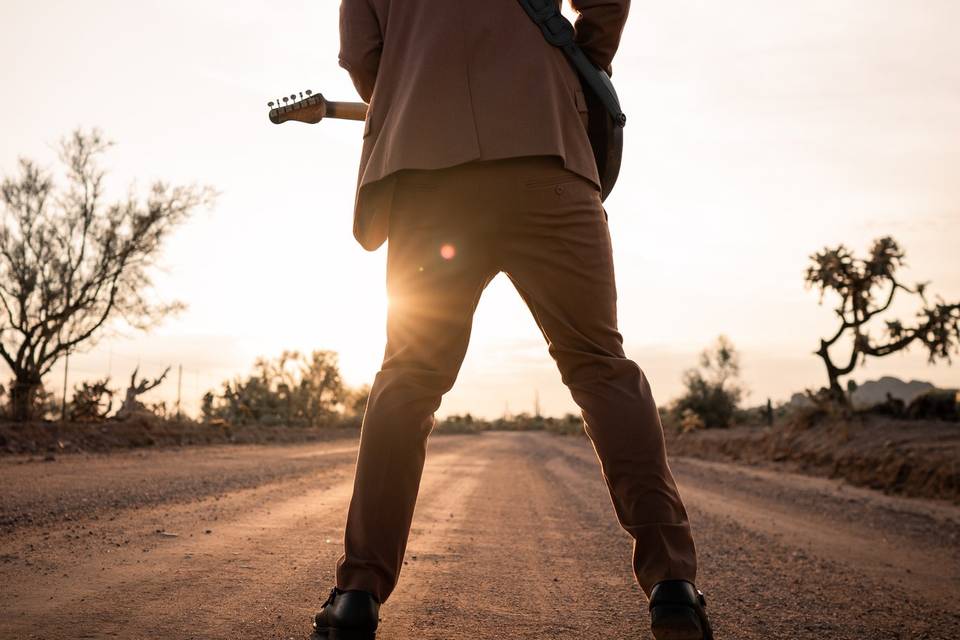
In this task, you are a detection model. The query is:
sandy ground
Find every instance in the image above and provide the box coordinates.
[1,431,958,639]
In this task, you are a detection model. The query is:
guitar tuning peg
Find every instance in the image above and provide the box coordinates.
[268,101,274,108]
[299,92,304,99]
[290,94,297,101]
[306,89,313,96]
[282,97,289,104]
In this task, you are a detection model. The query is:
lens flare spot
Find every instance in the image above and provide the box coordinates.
[440,243,456,260]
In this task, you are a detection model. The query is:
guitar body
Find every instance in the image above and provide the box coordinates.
[584,78,623,203]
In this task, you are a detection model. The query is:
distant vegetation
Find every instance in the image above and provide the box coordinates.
[433,412,583,436]
[201,350,367,428]
[0,129,214,421]
[668,335,746,430]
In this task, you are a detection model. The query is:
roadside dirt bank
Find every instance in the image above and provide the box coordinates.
[667,416,960,504]
[0,417,360,456]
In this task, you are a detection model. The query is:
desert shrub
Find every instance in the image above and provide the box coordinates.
[783,401,848,430]
[69,378,114,421]
[730,399,784,427]
[906,389,959,421]
[432,411,584,436]
[434,413,488,434]
[545,413,585,436]
[203,350,353,427]
[659,406,679,432]
[671,336,745,429]
[861,393,907,418]
[679,408,706,433]
[344,384,370,418]
[149,401,169,419]
[490,412,547,431]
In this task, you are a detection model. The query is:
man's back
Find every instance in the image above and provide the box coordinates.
[339,0,630,250]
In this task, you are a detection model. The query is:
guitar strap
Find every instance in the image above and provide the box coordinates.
[515,0,627,128]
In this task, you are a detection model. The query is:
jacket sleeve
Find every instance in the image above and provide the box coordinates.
[568,0,630,76]
[339,0,382,103]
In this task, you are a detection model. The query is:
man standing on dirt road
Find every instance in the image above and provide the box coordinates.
[314,1,715,638]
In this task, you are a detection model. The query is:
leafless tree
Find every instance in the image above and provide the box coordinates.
[0,129,214,420]
[117,365,171,418]
[805,236,960,403]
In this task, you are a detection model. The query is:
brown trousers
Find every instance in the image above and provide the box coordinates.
[335,156,697,603]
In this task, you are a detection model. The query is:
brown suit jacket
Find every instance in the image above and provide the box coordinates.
[339,0,630,251]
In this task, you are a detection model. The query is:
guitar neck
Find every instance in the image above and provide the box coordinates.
[326,101,368,121]
[266,90,368,125]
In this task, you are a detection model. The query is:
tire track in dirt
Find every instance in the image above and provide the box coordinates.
[0,436,473,639]
[0,441,361,532]
[2,454,356,639]
[544,434,960,639]
[676,472,960,605]
[375,431,647,639]
[0,439,463,638]
[545,436,960,593]
[372,434,502,638]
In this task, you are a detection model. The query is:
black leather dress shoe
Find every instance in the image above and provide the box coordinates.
[313,586,380,639]
[648,580,714,640]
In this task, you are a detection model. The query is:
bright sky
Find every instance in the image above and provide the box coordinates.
[1,0,958,418]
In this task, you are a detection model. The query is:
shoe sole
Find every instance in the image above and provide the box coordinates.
[650,604,705,640]
[313,625,377,640]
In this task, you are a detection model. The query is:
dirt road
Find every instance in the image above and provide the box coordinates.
[1,431,958,639]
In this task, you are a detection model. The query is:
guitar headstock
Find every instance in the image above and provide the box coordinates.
[267,90,326,125]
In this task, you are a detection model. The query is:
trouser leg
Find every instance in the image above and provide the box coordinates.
[335,166,497,604]
[496,157,698,596]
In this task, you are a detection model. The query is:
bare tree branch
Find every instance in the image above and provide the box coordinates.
[0,128,215,419]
